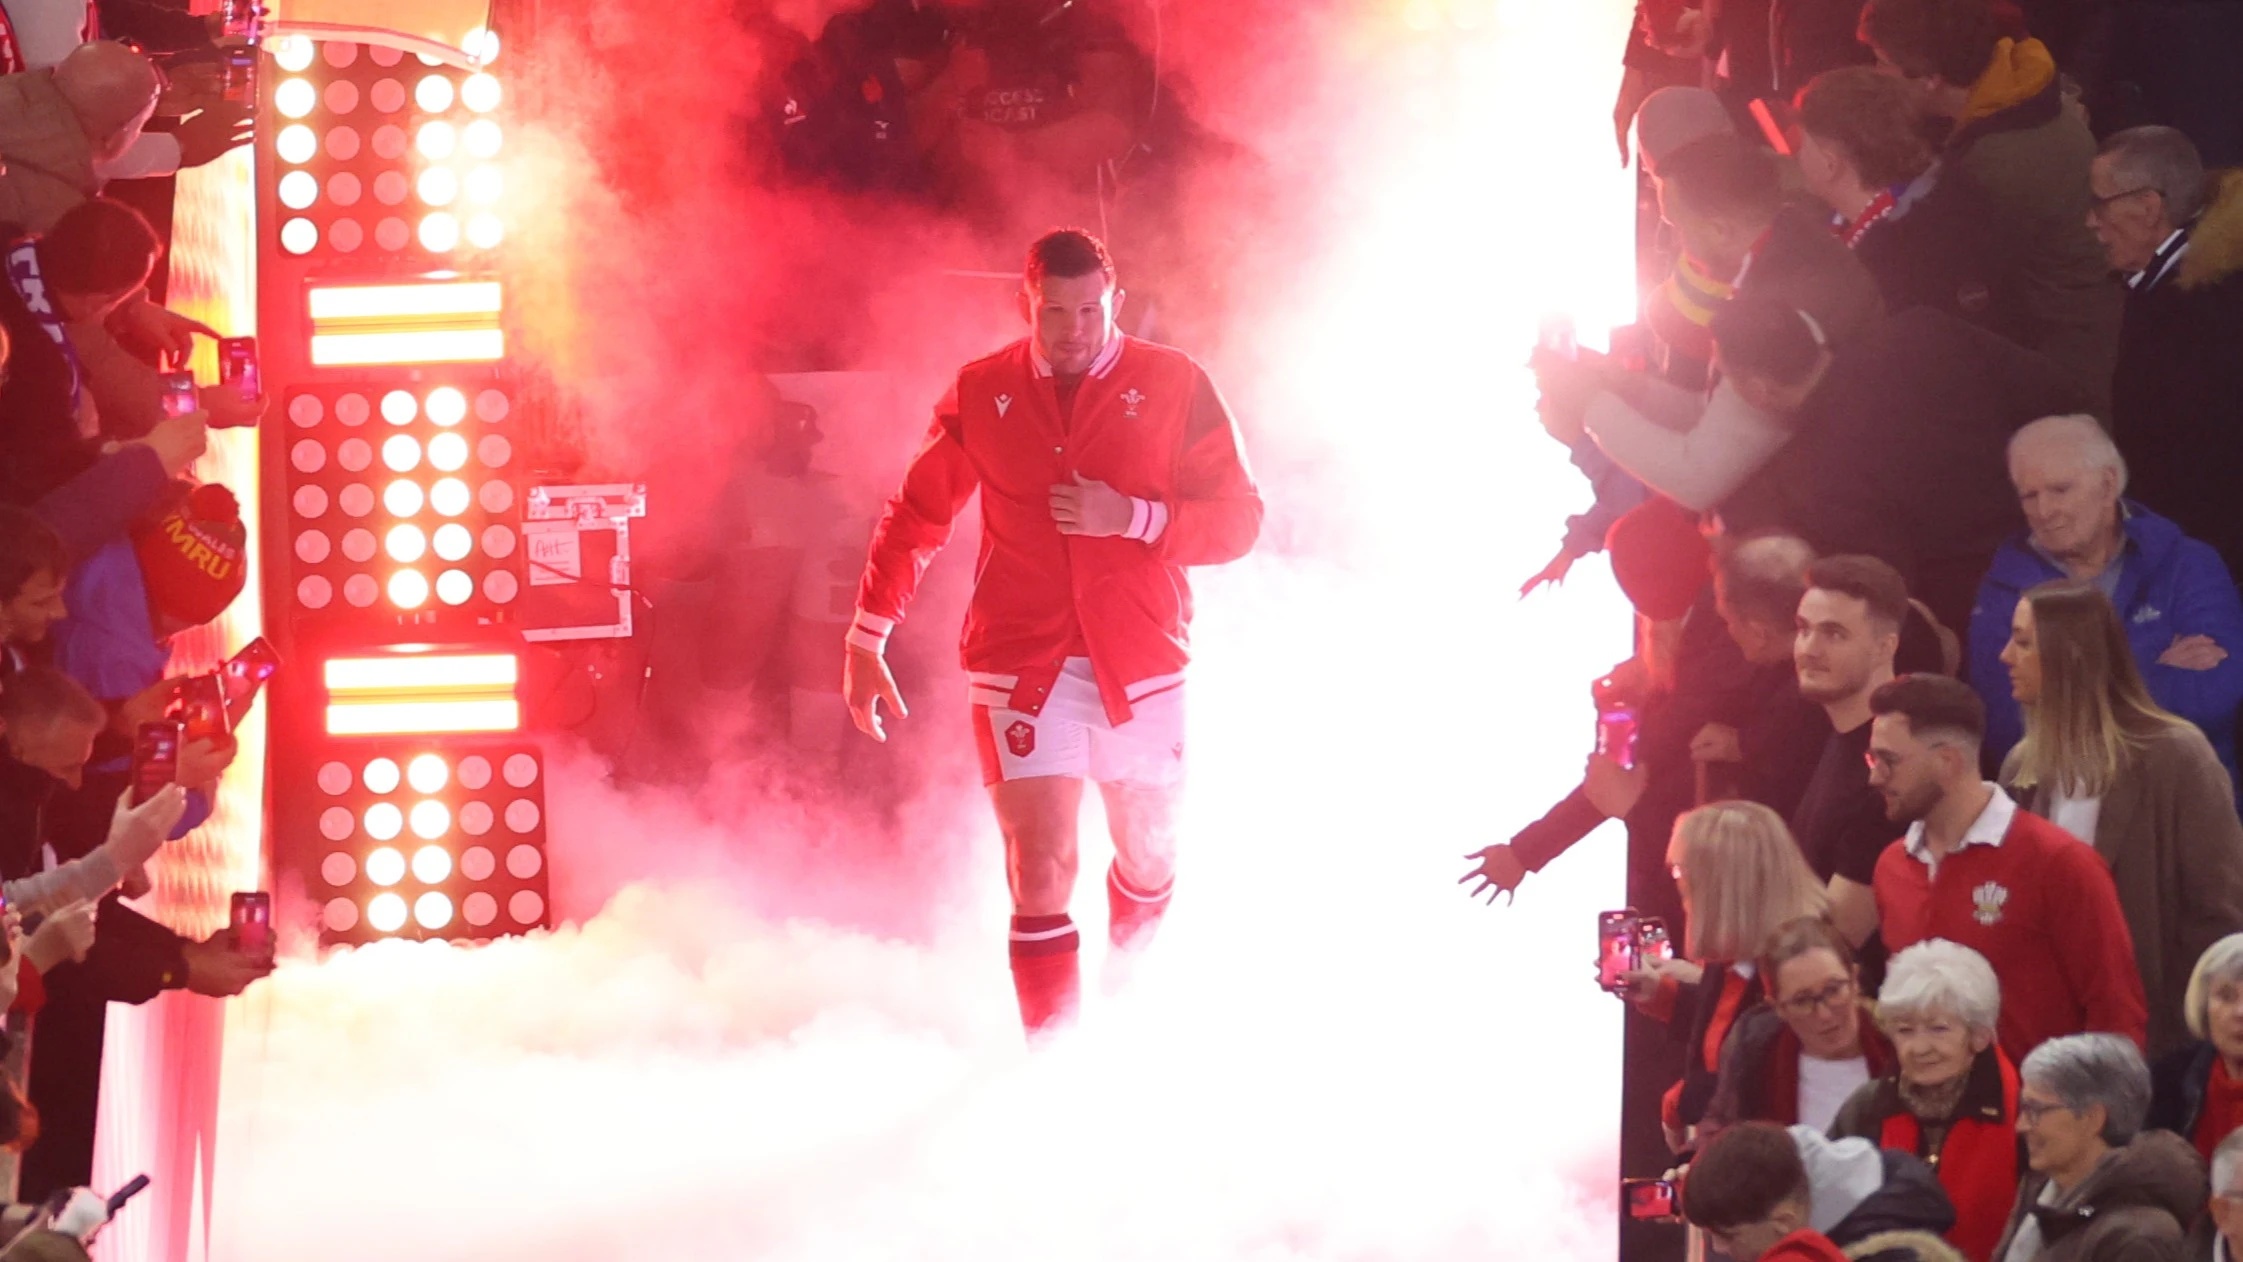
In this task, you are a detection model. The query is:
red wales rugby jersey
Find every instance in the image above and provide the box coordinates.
[852,335,1261,724]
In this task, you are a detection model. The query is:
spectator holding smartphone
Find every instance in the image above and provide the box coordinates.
[1620,800,1828,1151]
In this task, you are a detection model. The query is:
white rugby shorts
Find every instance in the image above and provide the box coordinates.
[969,658,1185,788]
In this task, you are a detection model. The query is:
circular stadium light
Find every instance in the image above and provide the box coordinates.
[436,570,474,605]
[414,892,455,930]
[462,73,501,113]
[415,120,456,160]
[384,479,425,516]
[415,74,456,113]
[367,892,408,933]
[382,434,423,472]
[407,754,449,794]
[276,124,318,164]
[381,390,418,424]
[384,523,427,563]
[280,218,318,254]
[432,522,472,561]
[430,477,470,517]
[418,212,460,253]
[388,569,430,609]
[365,845,407,885]
[425,387,468,426]
[409,800,451,840]
[362,757,402,794]
[417,167,459,207]
[412,843,452,882]
[427,432,469,472]
[279,170,319,210]
[275,77,318,119]
[364,805,404,843]
[272,35,315,71]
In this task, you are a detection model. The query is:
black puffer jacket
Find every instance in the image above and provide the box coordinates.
[1828,1149,1959,1248]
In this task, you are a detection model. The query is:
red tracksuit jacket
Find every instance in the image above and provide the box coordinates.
[854,335,1261,724]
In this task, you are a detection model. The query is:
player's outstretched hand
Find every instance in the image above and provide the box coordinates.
[1459,844,1527,904]
[843,643,908,742]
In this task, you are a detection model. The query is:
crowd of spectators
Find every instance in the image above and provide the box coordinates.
[0,3,265,1256]
[1478,0,2243,1257]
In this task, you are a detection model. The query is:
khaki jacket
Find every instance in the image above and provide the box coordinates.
[2003,722,2243,1058]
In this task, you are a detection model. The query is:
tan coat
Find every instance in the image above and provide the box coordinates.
[2003,722,2243,1057]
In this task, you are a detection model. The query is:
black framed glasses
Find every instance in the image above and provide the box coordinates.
[2089,186,2160,215]
[1777,976,1855,1018]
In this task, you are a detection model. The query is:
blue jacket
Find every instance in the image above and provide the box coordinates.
[1968,503,2243,788]
[49,540,211,837]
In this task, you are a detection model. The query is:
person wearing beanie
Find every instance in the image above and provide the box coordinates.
[28,479,270,1203]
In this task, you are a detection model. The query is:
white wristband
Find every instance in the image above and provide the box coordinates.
[847,611,894,654]
[1124,498,1169,544]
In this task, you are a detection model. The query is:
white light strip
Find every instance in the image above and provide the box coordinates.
[325,654,519,691]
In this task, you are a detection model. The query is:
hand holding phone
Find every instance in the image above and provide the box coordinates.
[158,372,198,420]
[129,721,183,806]
[220,637,280,725]
[173,673,229,743]
[1623,1177,1680,1222]
[1598,909,1640,993]
[218,337,259,403]
[230,891,273,961]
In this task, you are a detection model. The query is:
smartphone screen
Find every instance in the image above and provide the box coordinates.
[1624,1178,1678,1221]
[1597,705,1640,771]
[1634,918,1674,965]
[1598,910,1639,993]
[158,371,197,419]
[175,673,229,744]
[221,638,280,725]
[231,892,273,958]
[218,337,259,401]
[130,721,183,806]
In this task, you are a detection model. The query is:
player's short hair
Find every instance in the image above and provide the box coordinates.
[1805,554,1910,635]
[41,197,162,296]
[1025,229,1117,292]
[0,505,65,604]
[0,666,103,733]
[1870,673,1987,748]
[1683,1122,1810,1230]
[1796,67,1936,188]
[1717,532,1816,628]
[1860,0,2001,86]
[1657,132,1782,223]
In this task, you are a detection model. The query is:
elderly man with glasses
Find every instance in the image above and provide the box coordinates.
[2094,125,2243,584]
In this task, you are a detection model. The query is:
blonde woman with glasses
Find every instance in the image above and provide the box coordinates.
[1998,578,2243,1057]
[1619,801,1829,1152]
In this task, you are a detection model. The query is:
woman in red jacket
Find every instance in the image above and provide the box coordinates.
[1830,938,2019,1262]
